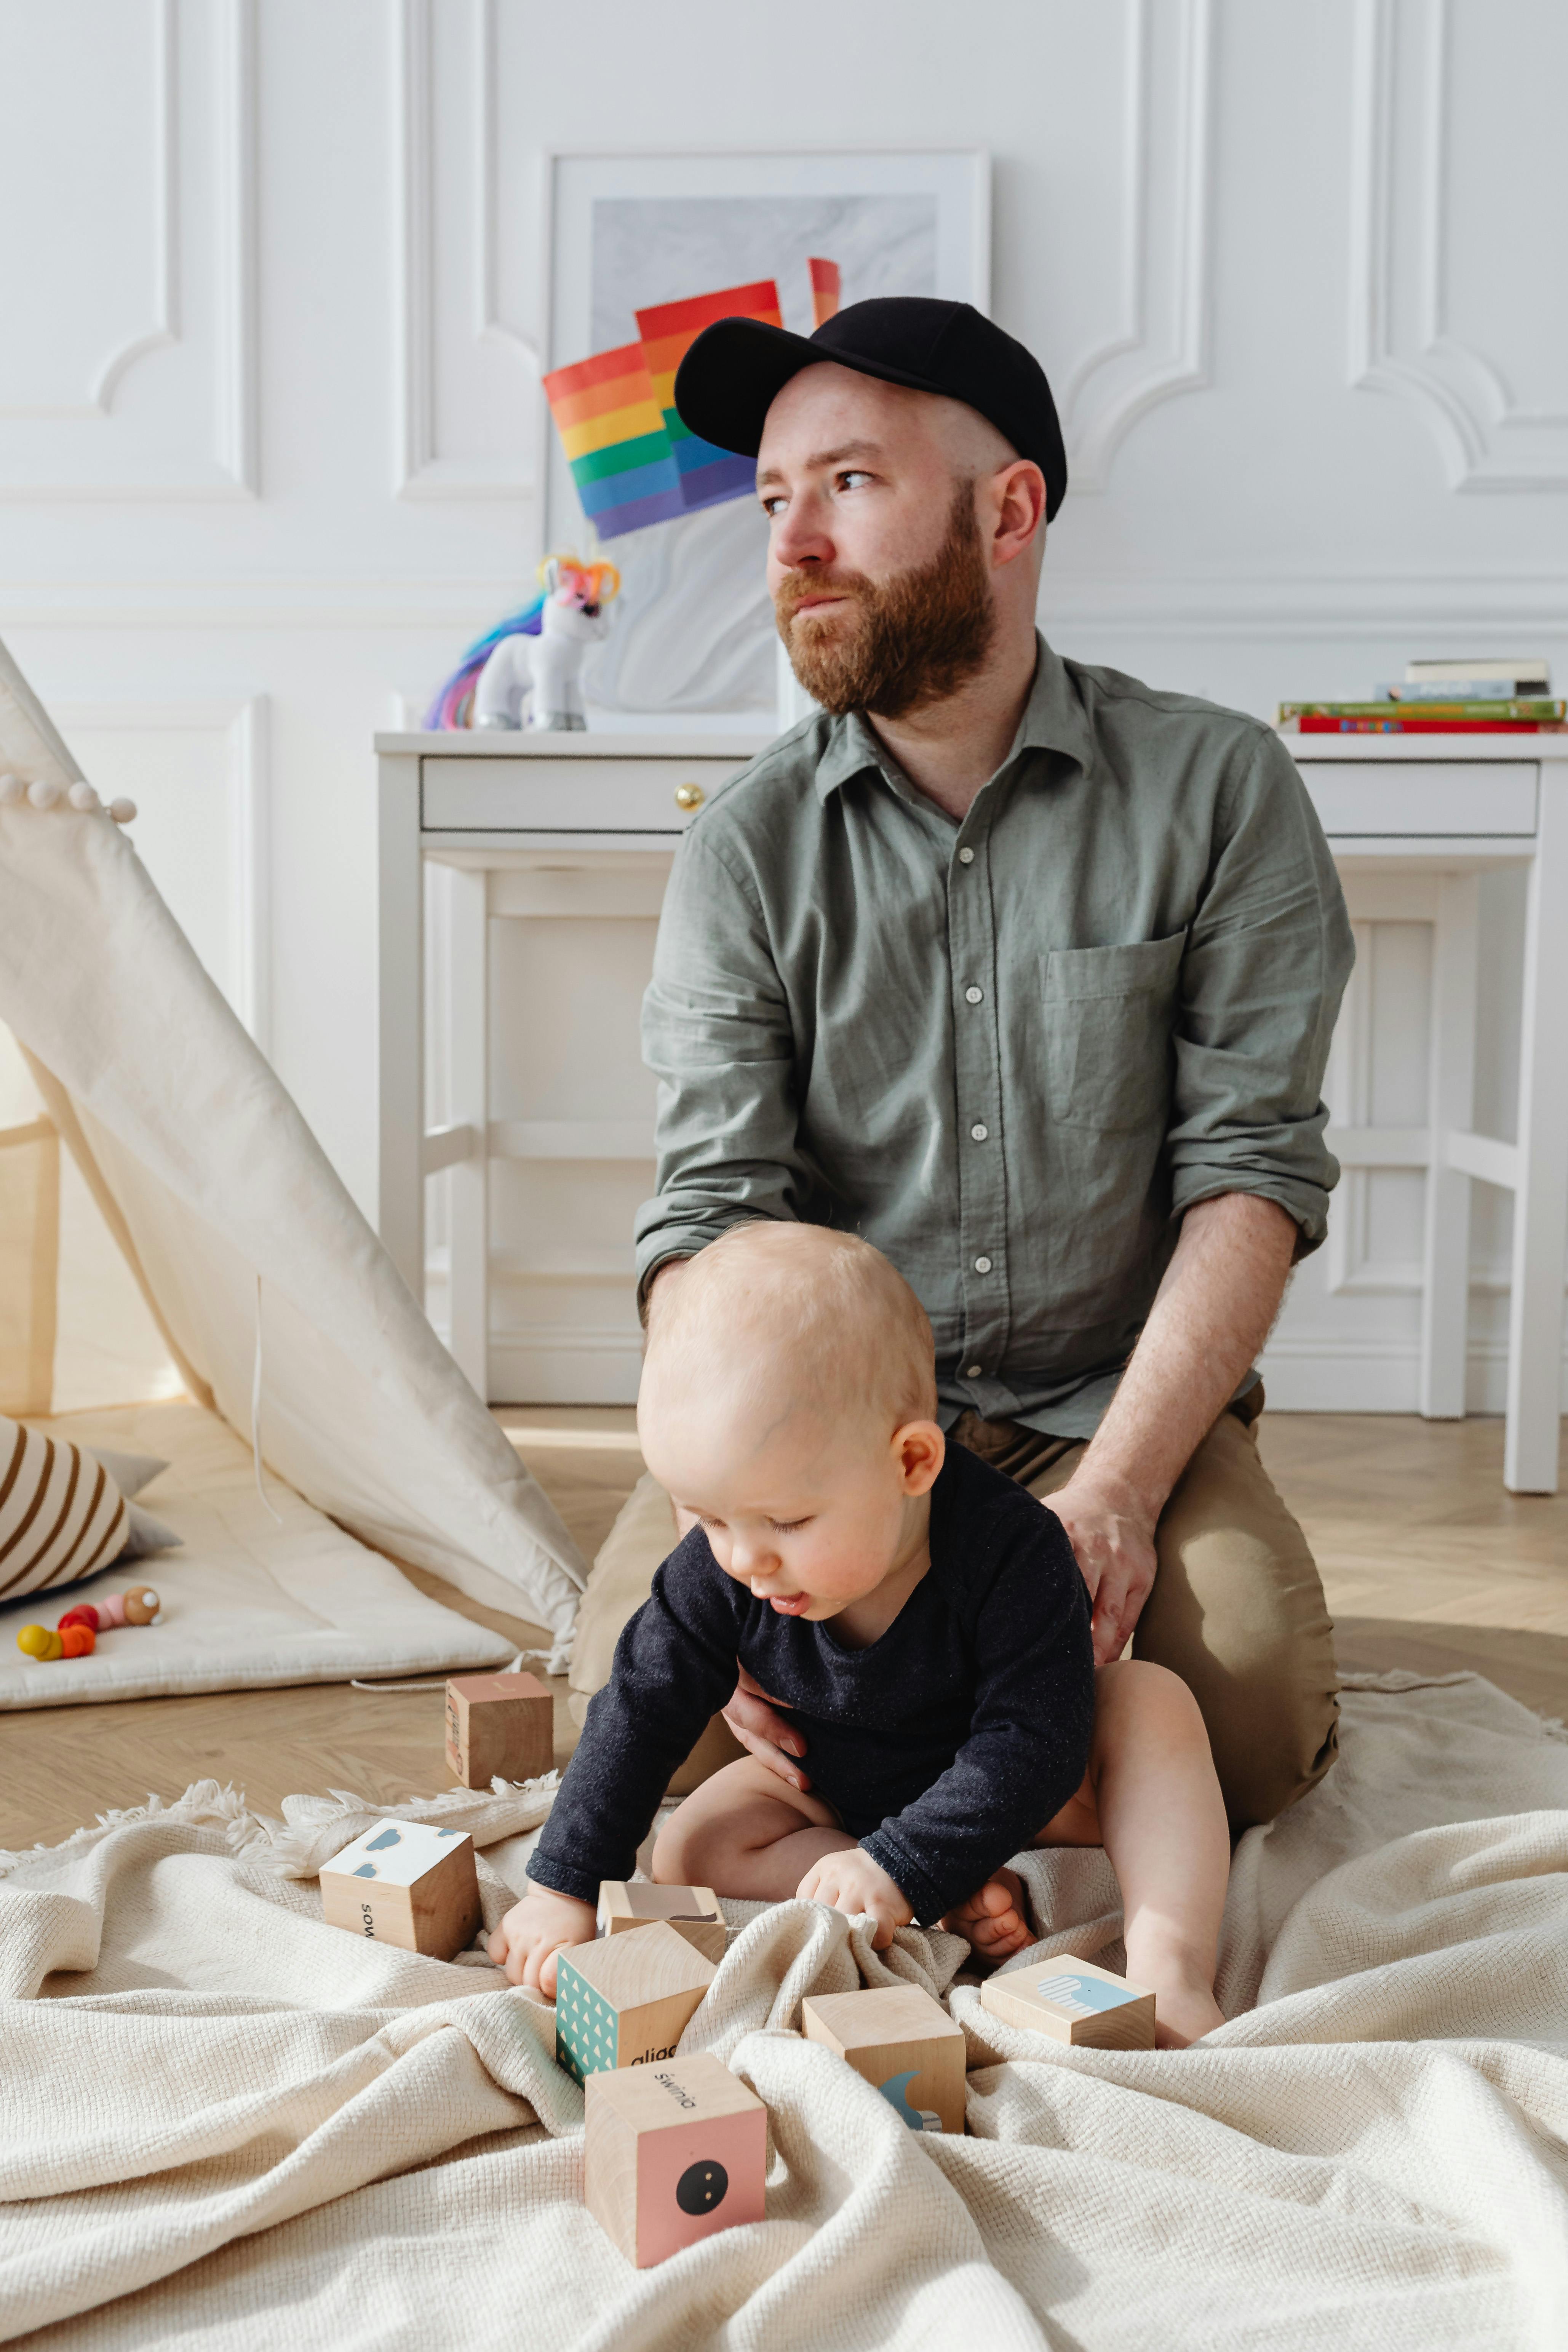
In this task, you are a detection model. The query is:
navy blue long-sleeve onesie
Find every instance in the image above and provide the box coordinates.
[527,1442,1095,1925]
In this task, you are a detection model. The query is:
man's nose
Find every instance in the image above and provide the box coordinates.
[771,495,833,573]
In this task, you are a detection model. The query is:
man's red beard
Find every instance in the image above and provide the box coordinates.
[774,483,997,721]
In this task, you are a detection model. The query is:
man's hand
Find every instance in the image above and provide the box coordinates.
[1045,1473,1157,1664]
[722,1666,812,1790]
[796,1845,913,1949]
[1042,1193,1298,1661]
[486,1885,597,1997]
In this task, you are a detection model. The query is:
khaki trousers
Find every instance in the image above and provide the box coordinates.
[567,1393,1340,1828]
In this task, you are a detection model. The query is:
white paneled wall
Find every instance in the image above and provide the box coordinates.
[2,0,1564,1407]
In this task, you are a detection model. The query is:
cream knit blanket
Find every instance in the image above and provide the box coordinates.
[3,1670,1567,2349]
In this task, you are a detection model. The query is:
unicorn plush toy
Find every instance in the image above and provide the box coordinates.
[472,554,620,733]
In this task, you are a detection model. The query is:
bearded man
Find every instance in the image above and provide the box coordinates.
[567,298,1354,1831]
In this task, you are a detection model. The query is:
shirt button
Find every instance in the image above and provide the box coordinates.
[974,1255,993,1274]
[957,846,975,865]
[964,985,983,1004]
[966,1363,983,1377]
[970,1122,989,1142]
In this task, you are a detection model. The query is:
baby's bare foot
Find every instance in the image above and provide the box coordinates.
[941,1868,1034,1967]
[1149,1976,1226,2048]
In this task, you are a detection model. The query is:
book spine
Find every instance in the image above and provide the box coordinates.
[1282,700,1562,721]
[1294,716,1546,734]
[1386,681,1522,703]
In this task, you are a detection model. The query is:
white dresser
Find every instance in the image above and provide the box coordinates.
[377,729,1568,1493]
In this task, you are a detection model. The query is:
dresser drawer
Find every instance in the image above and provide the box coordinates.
[421,756,745,833]
[1299,761,1537,836]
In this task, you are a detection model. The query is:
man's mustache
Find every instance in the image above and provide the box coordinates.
[774,572,870,620]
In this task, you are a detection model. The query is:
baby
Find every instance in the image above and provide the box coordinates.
[491,1223,1230,2046]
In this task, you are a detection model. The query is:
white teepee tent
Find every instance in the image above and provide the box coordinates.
[0,635,587,1661]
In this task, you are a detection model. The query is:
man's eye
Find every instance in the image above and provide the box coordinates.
[837,470,872,491]
[760,496,786,518]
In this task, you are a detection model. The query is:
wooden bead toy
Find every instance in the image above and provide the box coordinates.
[58,1624,95,1657]
[121,1586,160,1624]
[319,1820,481,1960]
[801,1984,967,2135]
[444,1669,553,1788]
[554,1918,715,2086]
[16,1624,61,1660]
[58,1604,99,1632]
[597,1880,727,1966]
[585,2051,766,2267]
[980,1954,1156,2050]
[99,1593,128,1626]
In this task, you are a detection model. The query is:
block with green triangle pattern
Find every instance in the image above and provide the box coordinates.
[554,1918,716,2081]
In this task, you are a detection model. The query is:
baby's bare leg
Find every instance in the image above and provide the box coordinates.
[651,1756,855,1900]
[947,1661,1230,2045]
[1068,1659,1229,2045]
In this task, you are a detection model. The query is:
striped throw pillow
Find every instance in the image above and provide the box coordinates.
[0,1413,129,1601]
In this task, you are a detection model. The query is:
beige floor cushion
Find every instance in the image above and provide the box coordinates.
[0,1400,514,1708]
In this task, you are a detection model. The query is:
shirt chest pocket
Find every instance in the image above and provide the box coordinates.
[1041,931,1186,1133]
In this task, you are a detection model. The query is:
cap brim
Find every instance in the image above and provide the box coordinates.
[673,317,965,462]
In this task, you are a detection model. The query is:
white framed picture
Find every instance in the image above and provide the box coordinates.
[542,150,991,728]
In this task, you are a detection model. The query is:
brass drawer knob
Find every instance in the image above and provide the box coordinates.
[674,783,705,811]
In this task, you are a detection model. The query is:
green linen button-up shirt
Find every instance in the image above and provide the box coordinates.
[635,635,1354,1439]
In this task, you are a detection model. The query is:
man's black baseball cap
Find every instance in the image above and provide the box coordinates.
[673,296,1068,522]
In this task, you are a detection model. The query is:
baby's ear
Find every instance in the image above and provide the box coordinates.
[894,1418,945,1496]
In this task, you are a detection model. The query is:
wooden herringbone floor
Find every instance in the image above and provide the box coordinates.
[2,1410,1563,1851]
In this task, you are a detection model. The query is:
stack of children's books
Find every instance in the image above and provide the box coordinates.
[1279,659,1562,733]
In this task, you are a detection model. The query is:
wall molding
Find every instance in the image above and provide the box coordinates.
[1061,0,1213,491]
[392,0,538,499]
[1349,0,1568,492]
[0,0,256,500]
[50,696,270,1048]
[1261,1330,1567,1417]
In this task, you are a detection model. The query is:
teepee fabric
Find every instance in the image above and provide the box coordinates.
[0,636,587,1656]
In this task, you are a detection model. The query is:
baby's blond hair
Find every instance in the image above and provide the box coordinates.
[644,1221,937,1433]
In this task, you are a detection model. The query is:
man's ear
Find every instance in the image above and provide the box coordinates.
[893,1418,946,1497]
[989,459,1047,570]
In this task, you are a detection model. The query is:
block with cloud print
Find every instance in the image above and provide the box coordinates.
[318,1819,481,1961]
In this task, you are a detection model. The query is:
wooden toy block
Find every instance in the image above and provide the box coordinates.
[980,1954,1156,2050]
[800,1984,966,2135]
[319,1819,481,1960]
[555,1918,715,2085]
[597,1880,727,1965]
[585,2050,766,2267]
[444,1669,553,1788]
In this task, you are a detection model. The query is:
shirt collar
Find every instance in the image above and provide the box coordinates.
[812,632,1097,804]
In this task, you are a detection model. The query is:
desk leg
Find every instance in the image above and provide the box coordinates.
[446,867,490,1401]
[1420,875,1477,1418]
[1505,764,1568,1492]
[377,754,424,1302]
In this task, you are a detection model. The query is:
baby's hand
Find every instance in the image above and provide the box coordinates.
[796,1847,914,1950]
[486,1885,597,1995]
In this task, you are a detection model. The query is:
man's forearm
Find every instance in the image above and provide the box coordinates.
[1076,1192,1298,1520]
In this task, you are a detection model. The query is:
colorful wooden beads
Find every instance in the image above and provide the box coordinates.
[15,1589,159,1659]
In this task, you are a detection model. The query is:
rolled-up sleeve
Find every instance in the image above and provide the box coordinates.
[633,824,811,1299]
[1165,731,1354,1254]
